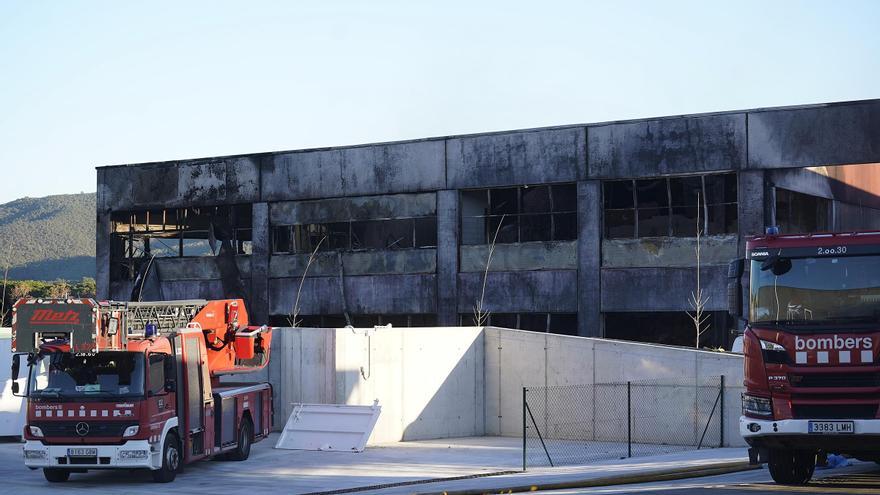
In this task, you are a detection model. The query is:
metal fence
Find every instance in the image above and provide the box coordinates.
[523,376,726,469]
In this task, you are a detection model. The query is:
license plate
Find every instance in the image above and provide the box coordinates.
[67,448,97,457]
[808,421,854,434]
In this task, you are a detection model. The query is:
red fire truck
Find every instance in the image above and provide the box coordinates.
[9,298,273,483]
[733,231,880,484]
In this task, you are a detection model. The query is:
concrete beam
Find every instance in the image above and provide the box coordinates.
[261,140,446,201]
[587,113,746,178]
[748,100,880,169]
[446,127,586,189]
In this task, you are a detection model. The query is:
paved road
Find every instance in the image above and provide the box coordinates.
[536,463,880,494]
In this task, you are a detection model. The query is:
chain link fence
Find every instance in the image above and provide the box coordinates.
[523,376,726,469]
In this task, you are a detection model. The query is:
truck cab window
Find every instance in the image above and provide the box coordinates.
[148,353,167,396]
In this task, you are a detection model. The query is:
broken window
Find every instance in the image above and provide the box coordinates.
[458,312,578,335]
[775,188,831,234]
[272,216,437,254]
[604,311,733,349]
[110,204,253,281]
[460,184,577,245]
[603,173,738,238]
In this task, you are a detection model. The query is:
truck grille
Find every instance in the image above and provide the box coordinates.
[790,372,880,388]
[32,421,134,438]
[792,404,877,419]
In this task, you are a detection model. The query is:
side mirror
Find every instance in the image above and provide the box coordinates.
[11,354,25,397]
[164,379,176,393]
[727,258,745,318]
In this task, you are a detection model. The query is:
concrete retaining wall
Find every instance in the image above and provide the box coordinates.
[245,326,744,446]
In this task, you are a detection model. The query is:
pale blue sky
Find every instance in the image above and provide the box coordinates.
[0,0,878,203]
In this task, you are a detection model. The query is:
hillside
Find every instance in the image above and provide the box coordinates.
[0,193,96,280]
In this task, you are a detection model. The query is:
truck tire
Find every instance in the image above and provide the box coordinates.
[768,449,815,485]
[152,432,181,483]
[43,468,70,482]
[228,418,253,461]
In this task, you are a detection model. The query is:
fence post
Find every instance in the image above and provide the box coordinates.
[627,381,632,458]
[720,375,725,447]
[522,387,527,471]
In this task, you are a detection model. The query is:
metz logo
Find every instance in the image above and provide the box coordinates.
[794,335,874,365]
[30,309,81,325]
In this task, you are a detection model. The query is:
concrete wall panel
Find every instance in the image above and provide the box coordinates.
[602,235,738,268]
[460,241,577,272]
[269,249,436,278]
[587,113,746,178]
[601,266,728,312]
[268,274,437,316]
[748,101,880,169]
[447,128,586,189]
[155,257,252,281]
[457,270,578,313]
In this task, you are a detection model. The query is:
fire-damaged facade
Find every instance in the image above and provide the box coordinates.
[96,99,880,348]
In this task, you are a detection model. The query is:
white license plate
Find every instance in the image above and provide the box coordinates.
[808,421,854,434]
[67,448,97,457]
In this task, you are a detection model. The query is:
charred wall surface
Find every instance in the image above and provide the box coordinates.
[97,99,880,346]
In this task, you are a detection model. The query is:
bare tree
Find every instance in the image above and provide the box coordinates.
[0,256,9,327]
[288,236,326,327]
[689,193,710,348]
[474,214,506,326]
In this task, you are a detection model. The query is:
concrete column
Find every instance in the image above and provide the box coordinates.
[577,180,602,337]
[251,202,270,324]
[736,170,766,255]
[95,211,111,300]
[436,190,459,326]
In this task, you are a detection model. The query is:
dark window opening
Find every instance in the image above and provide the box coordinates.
[603,173,737,239]
[110,204,252,281]
[775,189,831,234]
[460,184,577,245]
[272,216,437,255]
[457,312,578,336]
[604,311,733,349]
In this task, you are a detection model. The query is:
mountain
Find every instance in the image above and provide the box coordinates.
[0,193,95,280]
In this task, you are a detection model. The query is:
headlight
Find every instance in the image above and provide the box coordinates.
[28,426,44,438]
[122,425,139,438]
[23,449,47,459]
[119,450,148,459]
[743,393,773,418]
[760,340,786,351]
[760,340,788,364]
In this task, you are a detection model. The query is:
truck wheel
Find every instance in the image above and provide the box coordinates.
[43,468,70,482]
[768,449,815,485]
[228,418,253,461]
[152,433,181,483]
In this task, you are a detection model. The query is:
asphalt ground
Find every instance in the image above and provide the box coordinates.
[534,462,880,494]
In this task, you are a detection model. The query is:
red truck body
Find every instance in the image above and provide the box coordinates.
[10,298,273,483]
[736,231,880,484]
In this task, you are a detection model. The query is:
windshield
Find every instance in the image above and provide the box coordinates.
[28,352,145,399]
[750,255,880,327]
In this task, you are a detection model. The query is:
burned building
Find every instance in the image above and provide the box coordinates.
[96,99,880,348]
